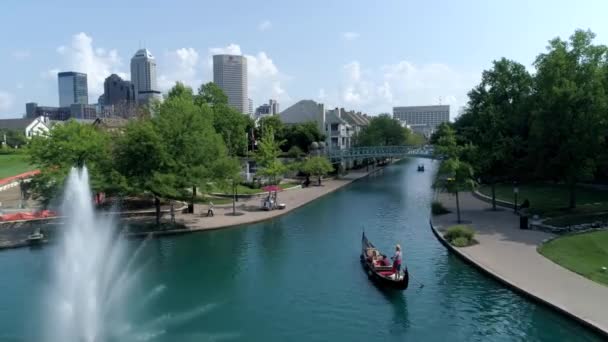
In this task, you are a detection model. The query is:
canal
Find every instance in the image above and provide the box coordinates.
[0,159,602,341]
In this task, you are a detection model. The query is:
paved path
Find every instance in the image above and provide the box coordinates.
[433,191,608,336]
[169,169,378,233]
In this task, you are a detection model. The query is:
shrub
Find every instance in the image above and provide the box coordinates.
[287,146,304,158]
[444,225,475,243]
[431,201,450,215]
[451,237,470,247]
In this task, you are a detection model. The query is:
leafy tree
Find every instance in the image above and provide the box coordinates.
[435,158,475,223]
[461,58,533,209]
[529,29,608,208]
[0,129,27,148]
[356,114,409,146]
[114,120,172,224]
[166,82,194,101]
[195,82,248,156]
[195,82,228,107]
[27,120,115,207]
[283,122,325,152]
[255,128,286,185]
[257,115,284,140]
[300,156,334,185]
[154,93,230,211]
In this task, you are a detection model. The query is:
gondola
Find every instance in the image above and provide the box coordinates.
[417,164,425,172]
[360,232,409,290]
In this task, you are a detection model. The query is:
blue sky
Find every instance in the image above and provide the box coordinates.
[1,0,607,119]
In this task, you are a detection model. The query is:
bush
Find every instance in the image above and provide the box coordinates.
[287,146,304,158]
[431,201,450,215]
[451,237,470,247]
[444,225,475,247]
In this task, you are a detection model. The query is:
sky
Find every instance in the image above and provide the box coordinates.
[1,0,607,119]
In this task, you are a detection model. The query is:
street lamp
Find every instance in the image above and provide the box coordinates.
[513,181,519,213]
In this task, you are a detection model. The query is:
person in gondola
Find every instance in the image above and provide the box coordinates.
[380,255,391,266]
[391,244,402,277]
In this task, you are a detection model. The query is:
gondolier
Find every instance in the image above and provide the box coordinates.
[360,232,409,290]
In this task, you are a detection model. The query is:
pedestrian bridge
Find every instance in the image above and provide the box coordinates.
[325,145,436,163]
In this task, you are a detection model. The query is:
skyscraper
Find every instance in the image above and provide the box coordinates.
[248,98,254,117]
[130,48,160,105]
[58,72,88,107]
[103,74,136,106]
[213,54,248,114]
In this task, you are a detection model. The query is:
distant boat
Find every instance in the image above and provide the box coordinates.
[360,232,409,290]
[27,228,45,245]
[417,164,425,172]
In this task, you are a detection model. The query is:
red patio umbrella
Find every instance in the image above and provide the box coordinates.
[262,185,281,192]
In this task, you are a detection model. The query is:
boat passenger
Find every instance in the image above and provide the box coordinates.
[381,255,391,266]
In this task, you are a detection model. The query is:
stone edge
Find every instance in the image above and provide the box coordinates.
[429,219,608,339]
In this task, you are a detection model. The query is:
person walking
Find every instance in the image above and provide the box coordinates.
[169,202,176,223]
[207,201,215,217]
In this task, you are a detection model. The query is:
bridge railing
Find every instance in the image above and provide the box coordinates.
[324,145,435,162]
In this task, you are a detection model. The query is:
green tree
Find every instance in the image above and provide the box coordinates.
[166,81,194,101]
[435,158,475,223]
[283,122,325,152]
[195,82,228,107]
[257,115,284,140]
[0,129,28,148]
[461,58,533,209]
[114,120,172,224]
[529,29,608,208]
[301,156,334,185]
[255,128,286,185]
[356,114,409,146]
[154,93,231,210]
[27,120,115,207]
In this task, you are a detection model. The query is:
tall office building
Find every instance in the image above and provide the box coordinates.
[255,99,280,117]
[213,54,248,114]
[103,74,136,106]
[392,105,449,137]
[248,98,254,116]
[58,72,88,107]
[130,48,161,104]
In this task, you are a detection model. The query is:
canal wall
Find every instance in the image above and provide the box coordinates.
[429,218,608,338]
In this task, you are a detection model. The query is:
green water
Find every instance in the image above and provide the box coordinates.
[0,160,603,341]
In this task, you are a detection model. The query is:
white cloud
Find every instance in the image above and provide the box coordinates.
[12,50,30,60]
[208,44,290,104]
[338,59,479,117]
[49,32,125,98]
[41,68,60,80]
[158,47,201,91]
[342,32,360,41]
[258,20,272,31]
[318,88,326,101]
[0,92,14,111]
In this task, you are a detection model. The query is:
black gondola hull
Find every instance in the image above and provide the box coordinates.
[361,232,409,290]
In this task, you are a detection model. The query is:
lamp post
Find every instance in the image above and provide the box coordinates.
[513,181,519,213]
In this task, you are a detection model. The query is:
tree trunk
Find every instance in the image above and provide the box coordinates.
[318,175,321,186]
[569,181,576,209]
[154,196,161,225]
[232,183,237,215]
[191,186,197,208]
[491,182,497,211]
[455,191,461,224]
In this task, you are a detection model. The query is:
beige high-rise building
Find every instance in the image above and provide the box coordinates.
[130,49,161,105]
[213,54,248,113]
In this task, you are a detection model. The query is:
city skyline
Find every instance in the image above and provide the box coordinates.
[1,0,608,119]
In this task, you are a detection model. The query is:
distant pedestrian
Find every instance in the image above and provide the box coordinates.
[207,201,215,217]
[170,202,175,223]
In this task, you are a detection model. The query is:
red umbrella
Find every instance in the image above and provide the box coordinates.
[262,185,281,192]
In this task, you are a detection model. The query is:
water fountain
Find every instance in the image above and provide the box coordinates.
[42,167,227,342]
[44,167,135,341]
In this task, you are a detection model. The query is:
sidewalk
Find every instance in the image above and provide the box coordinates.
[433,191,608,336]
[171,170,373,233]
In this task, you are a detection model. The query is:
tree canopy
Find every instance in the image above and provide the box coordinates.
[433,29,608,209]
[356,114,410,146]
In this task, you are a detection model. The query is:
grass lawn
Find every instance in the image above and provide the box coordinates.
[212,181,301,195]
[478,183,608,221]
[539,230,608,286]
[0,153,33,179]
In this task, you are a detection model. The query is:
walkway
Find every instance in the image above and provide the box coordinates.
[148,169,380,235]
[433,191,608,336]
